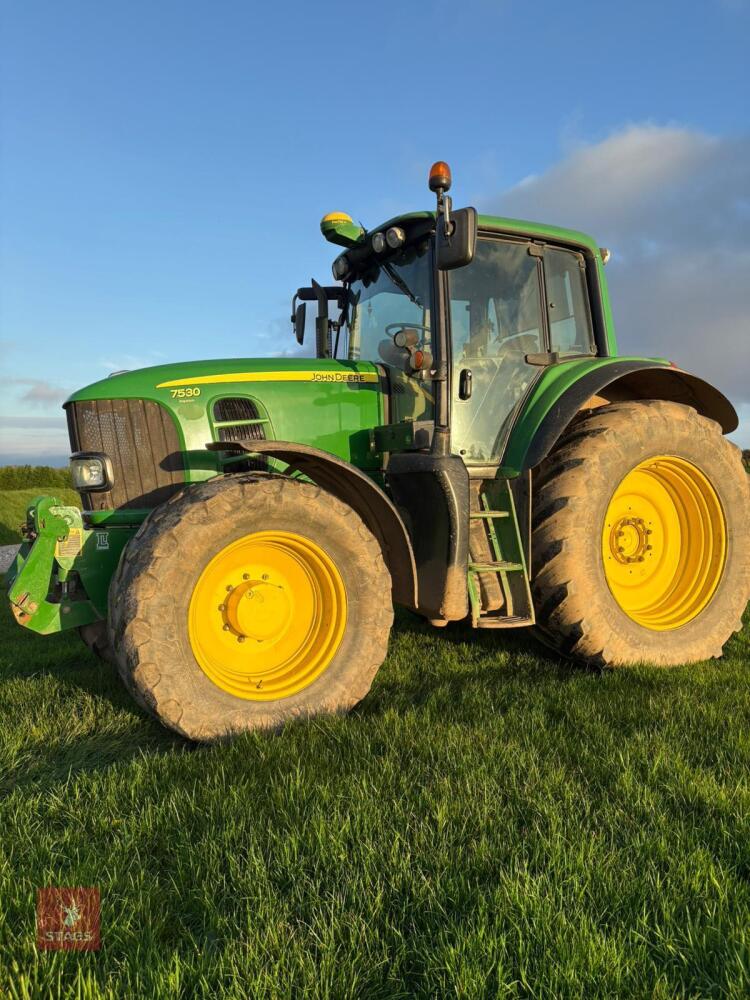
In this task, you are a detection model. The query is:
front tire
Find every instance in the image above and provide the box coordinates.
[108,475,394,740]
[531,401,749,666]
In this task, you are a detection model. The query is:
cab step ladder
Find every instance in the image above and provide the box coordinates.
[468,478,534,628]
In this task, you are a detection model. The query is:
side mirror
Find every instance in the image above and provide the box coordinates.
[436,206,477,270]
[294,302,306,345]
[292,283,347,358]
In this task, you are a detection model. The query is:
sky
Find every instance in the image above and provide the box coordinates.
[1,0,748,464]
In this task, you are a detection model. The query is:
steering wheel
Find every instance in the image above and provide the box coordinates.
[463,331,537,359]
[385,323,431,340]
[498,331,535,348]
[460,330,538,432]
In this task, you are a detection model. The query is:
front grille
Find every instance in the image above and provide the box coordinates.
[213,397,267,442]
[66,398,185,510]
[211,396,268,472]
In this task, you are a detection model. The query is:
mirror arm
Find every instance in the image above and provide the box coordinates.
[292,283,349,356]
[439,192,453,241]
[311,278,331,358]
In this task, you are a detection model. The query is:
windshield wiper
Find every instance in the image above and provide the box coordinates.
[382,262,423,307]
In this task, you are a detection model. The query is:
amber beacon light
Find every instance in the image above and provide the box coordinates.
[428,161,452,193]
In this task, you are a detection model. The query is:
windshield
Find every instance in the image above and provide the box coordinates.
[344,246,432,365]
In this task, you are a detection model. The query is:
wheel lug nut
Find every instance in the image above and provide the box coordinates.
[226,585,233,592]
[242,573,250,580]
[262,574,269,581]
[223,624,230,631]
[218,604,226,611]
[237,636,245,643]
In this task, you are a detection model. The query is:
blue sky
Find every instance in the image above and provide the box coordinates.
[1,0,748,462]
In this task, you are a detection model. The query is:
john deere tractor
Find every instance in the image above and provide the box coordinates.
[9,163,748,740]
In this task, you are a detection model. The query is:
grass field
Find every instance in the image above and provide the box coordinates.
[1,564,749,997]
[0,488,80,545]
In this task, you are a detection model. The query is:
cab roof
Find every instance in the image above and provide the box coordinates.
[366,210,600,256]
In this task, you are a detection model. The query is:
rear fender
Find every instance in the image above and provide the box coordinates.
[504,359,738,474]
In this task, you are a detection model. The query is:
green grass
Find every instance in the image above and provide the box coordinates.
[0,488,80,545]
[1,595,749,998]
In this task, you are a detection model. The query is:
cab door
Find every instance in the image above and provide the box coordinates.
[449,237,596,467]
[449,237,545,466]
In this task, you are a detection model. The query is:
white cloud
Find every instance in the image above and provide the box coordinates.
[0,415,67,430]
[491,125,750,430]
[6,378,70,407]
[730,404,750,449]
[0,427,68,461]
[0,415,69,463]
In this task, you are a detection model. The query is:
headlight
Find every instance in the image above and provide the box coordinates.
[70,453,112,491]
[371,232,386,253]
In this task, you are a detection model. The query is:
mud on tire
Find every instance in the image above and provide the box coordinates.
[531,400,749,666]
[108,474,394,740]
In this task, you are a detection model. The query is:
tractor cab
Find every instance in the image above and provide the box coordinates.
[307,162,610,472]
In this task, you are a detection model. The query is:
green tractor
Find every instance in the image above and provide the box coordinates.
[9,162,749,740]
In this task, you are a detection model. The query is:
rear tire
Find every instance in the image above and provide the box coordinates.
[108,474,394,740]
[531,401,749,666]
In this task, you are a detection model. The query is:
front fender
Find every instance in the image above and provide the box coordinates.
[502,358,738,475]
[207,440,418,608]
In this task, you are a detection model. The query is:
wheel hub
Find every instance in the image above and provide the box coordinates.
[222,578,291,642]
[609,515,653,565]
[601,455,726,631]
[188,531,347,700]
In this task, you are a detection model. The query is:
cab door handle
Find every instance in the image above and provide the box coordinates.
[458,368,473,400]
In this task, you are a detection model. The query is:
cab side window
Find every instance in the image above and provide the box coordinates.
[544,248,595,357]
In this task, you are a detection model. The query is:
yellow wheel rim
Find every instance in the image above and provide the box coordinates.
[188,531,347,700]
[601,455,726,631]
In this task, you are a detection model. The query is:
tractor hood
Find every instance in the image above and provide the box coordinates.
[65,357,386,474]
[66,357,382,404]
